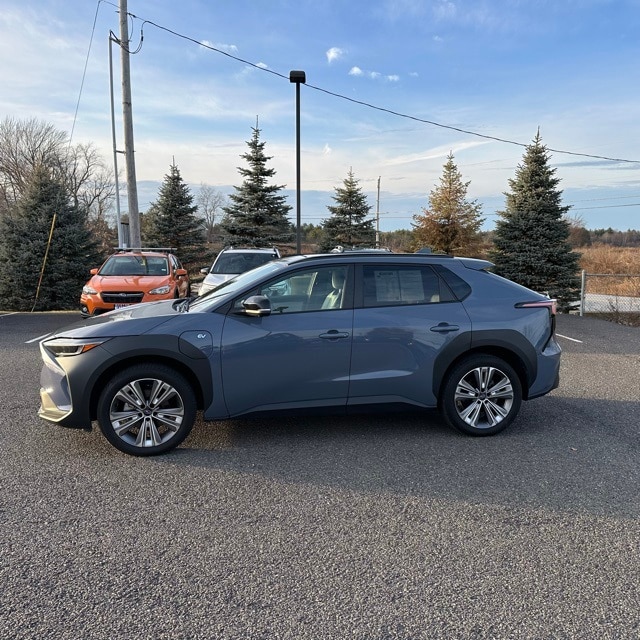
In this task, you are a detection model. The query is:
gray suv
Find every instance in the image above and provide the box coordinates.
[38,252,561,456]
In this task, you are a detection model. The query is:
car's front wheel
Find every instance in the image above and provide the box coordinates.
[97,364,196,456]
[440,355,522,436]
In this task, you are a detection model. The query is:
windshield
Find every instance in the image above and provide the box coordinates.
[100,255,169,276]
[191,261,288,310]
[211,252,276,274]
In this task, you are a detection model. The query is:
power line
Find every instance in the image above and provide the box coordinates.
[571,203,640,211]
[567,194,640,203]
[124,13,640,165]
[70,0,104,142]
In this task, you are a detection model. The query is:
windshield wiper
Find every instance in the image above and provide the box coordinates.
[173,296,196,313]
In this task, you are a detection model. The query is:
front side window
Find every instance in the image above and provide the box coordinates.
[233,265,350,314]
[362,265,452,307]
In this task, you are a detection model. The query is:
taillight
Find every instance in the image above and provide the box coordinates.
[516,299,557,316]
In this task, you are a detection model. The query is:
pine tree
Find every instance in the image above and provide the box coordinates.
[221,125,294,247]
[321,168,375,251]
[0,165,99,311]
[491,131,581,310]
[412,152,484,255]
[145,163,205,269]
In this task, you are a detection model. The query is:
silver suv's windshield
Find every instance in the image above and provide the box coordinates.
[191,261,287,310]
[211,252,276,274]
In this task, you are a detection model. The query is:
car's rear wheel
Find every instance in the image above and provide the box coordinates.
[440,355,522,436]
[97,364,196,456]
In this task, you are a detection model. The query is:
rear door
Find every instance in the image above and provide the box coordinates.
[349,263,472,408]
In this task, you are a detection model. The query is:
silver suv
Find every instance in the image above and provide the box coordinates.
[199,247,281,296]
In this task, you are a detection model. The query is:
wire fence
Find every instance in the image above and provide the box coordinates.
[579,271,640,325]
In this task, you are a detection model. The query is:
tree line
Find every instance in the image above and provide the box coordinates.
[1,116,613,312]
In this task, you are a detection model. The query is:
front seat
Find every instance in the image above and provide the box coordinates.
[321,270,346,310]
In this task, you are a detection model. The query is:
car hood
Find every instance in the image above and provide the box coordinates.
[52,300,181,339]
[203,273,235,288]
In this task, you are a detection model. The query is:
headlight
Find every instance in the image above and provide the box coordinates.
[42,337,109,357]
[149,285,171,295]
[82,285,98,295]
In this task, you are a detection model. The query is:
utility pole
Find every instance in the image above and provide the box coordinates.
[108,33,123,247]
[119,0,141,248]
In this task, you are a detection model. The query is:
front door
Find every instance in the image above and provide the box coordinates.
[220,265,354,416]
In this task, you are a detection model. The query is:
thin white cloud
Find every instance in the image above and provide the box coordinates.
[433,1,457,21]
[236,61,269,78]
[199,40,238,54]
[350,67,399,82]
[326,47,344,63]
[385,141,491,167]
[323,144,332,155]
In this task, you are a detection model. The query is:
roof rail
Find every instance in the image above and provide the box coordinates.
[330,245,392,253]
[114,247,177,253]
[304,252,455,260]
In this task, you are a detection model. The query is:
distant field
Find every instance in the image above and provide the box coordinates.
[580,244,640,274]
[579,245,640,297]
[578,245,640,325]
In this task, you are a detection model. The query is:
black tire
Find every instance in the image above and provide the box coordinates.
[97,364,197,456]
[440,355,522,436]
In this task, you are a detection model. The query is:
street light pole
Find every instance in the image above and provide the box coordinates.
[289,70,306,254]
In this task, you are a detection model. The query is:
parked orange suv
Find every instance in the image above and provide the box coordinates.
[80,248,190,317]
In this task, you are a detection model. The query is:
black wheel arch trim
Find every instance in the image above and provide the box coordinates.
[62,336,213,427]
[432,329,537,401]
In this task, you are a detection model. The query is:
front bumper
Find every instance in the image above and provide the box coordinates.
[38,340,95,429]
[39,358,76,425]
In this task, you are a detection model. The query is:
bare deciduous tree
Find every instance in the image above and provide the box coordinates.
[0,117,115,223]
[197,184,226,243]
[0,117,67,214]
[0,118,117,259]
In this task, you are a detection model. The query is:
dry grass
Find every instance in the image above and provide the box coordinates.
[579,244,640,274]
[579,245,640,325]
[579,245,640,297]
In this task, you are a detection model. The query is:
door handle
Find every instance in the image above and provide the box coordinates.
[430,323,459,333]
[319,330,350,340]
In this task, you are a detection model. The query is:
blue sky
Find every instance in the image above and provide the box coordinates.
[2,0,639,232]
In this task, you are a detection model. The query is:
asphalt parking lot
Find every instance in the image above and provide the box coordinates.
[1,311,639,639]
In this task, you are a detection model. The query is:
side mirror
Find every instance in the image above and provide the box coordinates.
[242,295,271,317]
[176,268,188,277]
[200,267,209,275]
[90,268,99,275]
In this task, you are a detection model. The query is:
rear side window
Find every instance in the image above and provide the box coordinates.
[432,265,472,301]
[362,265,454,307]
